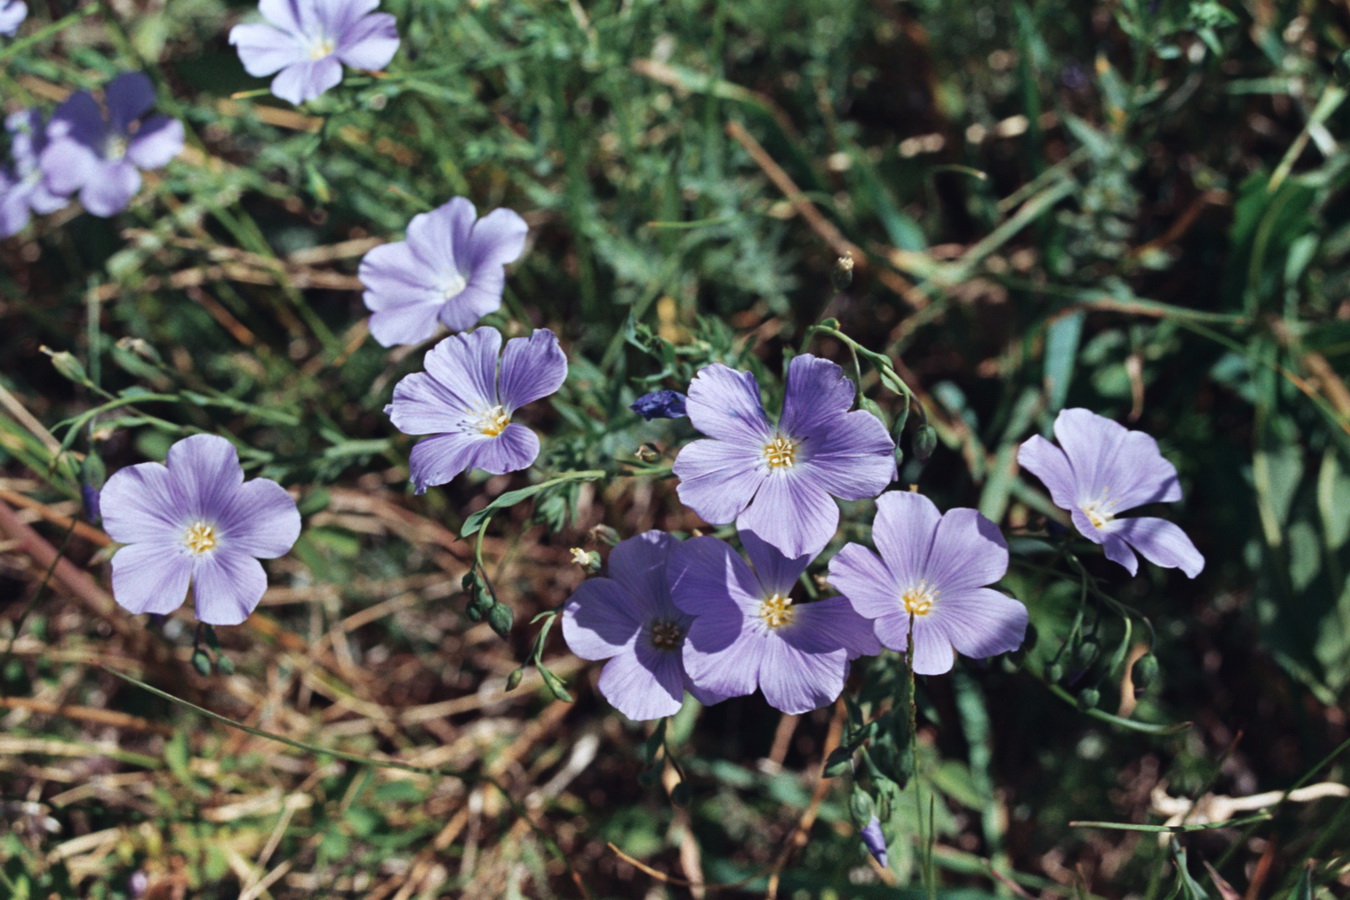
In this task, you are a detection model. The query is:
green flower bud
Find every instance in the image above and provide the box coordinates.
[1131,653,1160,693]
[191,648,212,677]
[41,347,90,385]
[831,253,855,291]
[588,524,621,546]
[540,666,573,702]
[849,786,876,827]
[1076,687,1100,711]
[505,667,525,691]
[487,602,515,639]
[913,425,937,463]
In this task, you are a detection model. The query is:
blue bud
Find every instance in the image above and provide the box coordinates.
[860,816,889,868]
[630,390,688,420]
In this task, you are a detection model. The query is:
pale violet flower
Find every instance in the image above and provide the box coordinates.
[562,531,728,721]
[384,327,566,493]
[229,0,399,105]
[0,1,26,36]
[1018,408,1203,577]
[668,529,879,715]
[359,198,528,347]
[673,355,896,559]
[1,110,69,238]
[39,73,185,218]
[829,491,1028,676]
[100,435,302,625]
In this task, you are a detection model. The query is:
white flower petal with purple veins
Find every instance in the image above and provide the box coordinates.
[385,327,565,493]
[1017,408,1203,578]
[230,0,400,104]
[674,354,895,559]
[829,491,1027,677]
[0,1,27,36]
[100,434,301,625]
[670,530,879,715]
[360,198,528,346]
[562,531,715,721]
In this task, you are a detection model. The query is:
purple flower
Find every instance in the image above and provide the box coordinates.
[562,531,725,721]
[385,327,566,493]
[229,0,399,105]
[860,816,889,868]
[673,355,896,559]
[359,198,528,347]
[0,0,26,35]
[1017,408,1204,578]
[631,389,687,420]
[829,491,1027,676]
[100,434,301,625]
[1,110,70,238]
[668,529,880,715]
[39,73,184,218]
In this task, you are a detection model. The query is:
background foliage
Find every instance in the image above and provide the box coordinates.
[1,0,1348,897]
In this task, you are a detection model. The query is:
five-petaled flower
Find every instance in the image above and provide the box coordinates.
[39,72,185,218]
[672,355,895,559]
[1017,408,1204,578]
[562,531,726,721]
[359,197,528,347]
[669,529,879,715]
[1,110,69,238]
[829,491,1028,675]
[385,327,566,493]
[100,434,302,625]
[0,0,26,36]
[229,0,400,105]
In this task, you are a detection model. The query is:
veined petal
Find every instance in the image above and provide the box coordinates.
[368,300,443,347]
[562,578,644,660]
[271,57,344,104]
[669,536,761,620]
[1096,527,1140,576]
[406,197,476,277]
[105,72,156,134]
[759,633,850,714]
[737,472,839,559]
[870,491,941,587]
[359,241,439,301]
[217,478,301,559]
[606,530,679,619]
[923,508,1008,594]
[229,22,307,77]
[673,437,765,525]
[800,408,895,500]
[932,588,1027,660]
[1109,516,1204,577]
[783,596,882,659]
[257,0,305,33]
[334,12,399,70]
[468,207,528,272]
[165,435,245,522]
[740,528,812,597]
[465,423,539,474]
[1017,434,1077,511]
[406,432,483,493]
[685,364,772,445]
[126,116,184,170]
[39,139,100,196]
[1054,408,1128,501]
[100,460,186,544]
[192,550,267,625]
[386,370,478,435]
[779,354,855,439]
[909,618,957,675]
[1111,431,1183,510]
[421,328,501,411]
[316,0,379,37]
[109,542,191,616]
[682,620,762,699]
[598,642,685,721]
[497,329,566,413]
[438,278,503,332]
[828,543,900,621]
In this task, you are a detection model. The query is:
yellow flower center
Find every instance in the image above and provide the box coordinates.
[472,405,511,437]
[309,37,335,59]
[901,580,938,617]
[1080,487,1119,530]
[763,435,797,469]
[183,521,218,555]
[759,592,795,629]
[650,619,683,651]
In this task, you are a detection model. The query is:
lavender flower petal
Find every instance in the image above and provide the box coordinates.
[860,817,888,868]
[935,588,1029,660]
[79,159,141,218]
[736,472,839,559]
[922,508,1008,594]
[684,364,772,445]
[801,409,896,499]
[165,434,245,513]
[106,73,156,134]
[271,56,344,105]
[217,478,302,559]
[1,182,30,238]
[1109,430,1183,509]
[607,530,680,616]
[0,1,27,35]
[786,596,882,659]
[46,91,104,151]
[562,579,643,660]
[870,490,940,586]
[741,528,811,596]
[229,22,306,76]
[109,542,193,615]
[101,461,187,544]
[406,198,475,273]
[598,639,685,721]
[498,329,567,412]
[673,438,766,524]
[779,354,855,439]
[420,329,500,412]
[467,207,529,273]
[405,433,489,492]
[126,116,186,170]
[758,634,848,715]
[1106,517,1203,577]
[258,0,304,33]
[909,619,957,675]
[39,130,100,196]
[332,11,399,69]
[369,301,443,347]
[193,551,268,625]
[465,423,540,473]
[826,544,898,620]
[384,372,472,435]
[1015,435,1077,510]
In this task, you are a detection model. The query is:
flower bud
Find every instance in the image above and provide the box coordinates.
[1131,653,1160,694]
[630,390,688,421]
[860,816,889,868]
[487,602,515,639]
[831,253,855,291]
[848,785,876,827]
[40,346,90,386]
[540,666,573,702]
[633,443,661,463]
[1076,687,1100,711]
[505,667,525,691]
[913,425,937,463]
[569,547,602,573]
[191,648,212,677]
[588,524,621,546]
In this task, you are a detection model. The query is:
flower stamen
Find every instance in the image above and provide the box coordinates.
[1080,487,1119,530]
[901,580,937,617]
[308,37,336,59]
[650,619,683,651]
[183,521,218,555]
[762,435,797,469]
[759,592,795,628]
[439,270,467,301]
[471,405,511,437]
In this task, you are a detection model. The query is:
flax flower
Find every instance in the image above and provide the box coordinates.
[829,491,1027,676]
[562,531,725,721]
[0,110,69,238]
[669,530,879,715]
[359,198,528,347]
[0,1,26,35]
[1017,408,1203,577]
[673,355,895,559]
[100,435,301,625]
[229,0,399,105]
[385,327,566,493]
